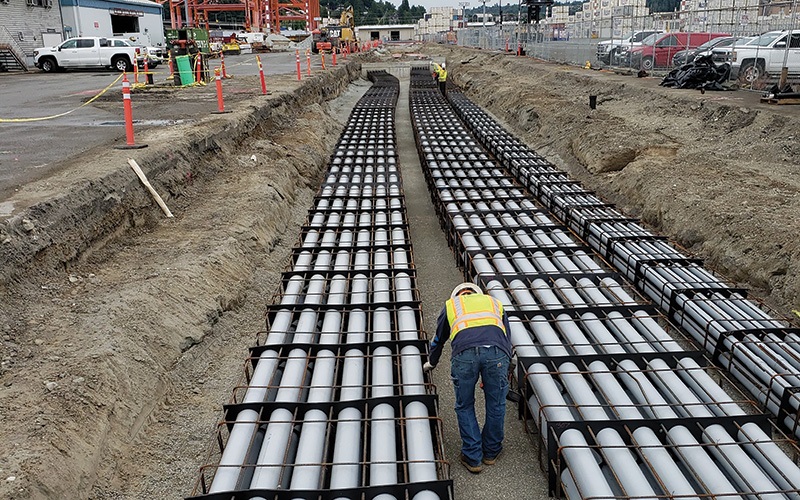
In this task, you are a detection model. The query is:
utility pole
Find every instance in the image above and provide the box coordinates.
[459,1,470,28]
[482,0,487,30]
[499,0,503,25]
[779,0,798,89]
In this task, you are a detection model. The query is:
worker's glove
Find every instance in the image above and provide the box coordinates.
[508,357,517,377]
[423,362,435,373]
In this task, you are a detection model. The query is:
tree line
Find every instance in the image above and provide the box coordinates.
[320,0,427,25]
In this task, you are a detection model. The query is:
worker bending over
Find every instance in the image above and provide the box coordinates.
[424,282,513,474]
[431,62,448,95]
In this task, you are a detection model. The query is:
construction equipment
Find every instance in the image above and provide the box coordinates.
[312,5,358,54]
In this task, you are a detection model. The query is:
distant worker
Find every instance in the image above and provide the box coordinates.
[431,62,447,95]
[423,282,513,474]
[437,62,447,95]
[431,62,442,82]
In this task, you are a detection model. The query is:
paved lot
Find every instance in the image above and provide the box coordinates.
[0,50,318,202]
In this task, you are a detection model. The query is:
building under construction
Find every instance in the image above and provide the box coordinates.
[158,0,321,32]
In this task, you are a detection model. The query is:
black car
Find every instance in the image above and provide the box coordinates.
[671,36,749,66]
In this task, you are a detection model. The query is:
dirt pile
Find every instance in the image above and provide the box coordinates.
[428,45,800,315]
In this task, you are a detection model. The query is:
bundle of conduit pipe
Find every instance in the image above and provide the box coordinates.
[408,66,800,499]
[444,86,800,442]
[188,71,452,500]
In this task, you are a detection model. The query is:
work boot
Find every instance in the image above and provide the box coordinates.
[482,449,503,465]
[459,453,482,474]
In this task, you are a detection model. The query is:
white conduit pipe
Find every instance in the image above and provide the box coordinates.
[677,358,800,492]
[288,279,346,493]
[587,361,700,499]
[560,363,659,499]
[614,359,742,498]
[208,349,280,493]
[250,308,319,491]
[526,363,616,497]
[330,312,366,494]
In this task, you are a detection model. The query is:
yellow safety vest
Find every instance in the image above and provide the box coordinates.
[445,293,506,340]
[438,69,447,82]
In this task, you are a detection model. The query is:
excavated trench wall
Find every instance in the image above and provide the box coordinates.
[429,45,800,315]
[0,62,362,290]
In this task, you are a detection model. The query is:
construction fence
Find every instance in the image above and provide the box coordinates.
[446,1,799,91]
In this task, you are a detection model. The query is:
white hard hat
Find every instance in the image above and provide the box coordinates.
[451,282,481,298]
[441,62,446,69]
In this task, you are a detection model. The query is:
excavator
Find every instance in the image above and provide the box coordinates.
[312,5,358,53]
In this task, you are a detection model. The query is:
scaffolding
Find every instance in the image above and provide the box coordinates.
[158,0,321,33]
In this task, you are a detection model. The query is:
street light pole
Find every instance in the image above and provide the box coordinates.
[459,1,470,28]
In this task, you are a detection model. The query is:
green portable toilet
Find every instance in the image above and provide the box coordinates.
[174,55,195,86]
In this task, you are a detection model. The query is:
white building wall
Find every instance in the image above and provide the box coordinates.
[356,26,416,41]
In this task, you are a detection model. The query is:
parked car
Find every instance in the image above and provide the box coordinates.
[712,30,800,84]
[671,36,751,66]
[596,30,662,65]
[620,32,730,70]
[33,37,139,72]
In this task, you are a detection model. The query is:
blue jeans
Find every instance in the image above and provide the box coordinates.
[451,345,510,466]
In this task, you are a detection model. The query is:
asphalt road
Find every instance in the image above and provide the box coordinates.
[0,50,313,204]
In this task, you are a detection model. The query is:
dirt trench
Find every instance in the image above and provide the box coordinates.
[0,61,369,499]
[425,45,800,315]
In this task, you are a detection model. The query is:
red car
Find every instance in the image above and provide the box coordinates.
[627,32,730,70]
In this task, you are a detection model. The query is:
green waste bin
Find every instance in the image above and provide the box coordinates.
[174,55,194,86]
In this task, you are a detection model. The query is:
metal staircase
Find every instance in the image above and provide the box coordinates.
[0,27,29,71]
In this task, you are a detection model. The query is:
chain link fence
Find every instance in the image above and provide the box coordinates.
[452,1,799,91]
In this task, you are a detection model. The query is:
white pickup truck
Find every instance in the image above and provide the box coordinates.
[714,30,800,84]
[34,37,139,73]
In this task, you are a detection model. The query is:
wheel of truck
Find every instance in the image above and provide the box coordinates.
[640,56,654,71]
[739,61,765,85]
[607,48,618,65]
[40,57,58,73]
[112,56,132,72]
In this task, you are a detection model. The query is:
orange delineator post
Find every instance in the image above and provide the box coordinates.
[168,52,175,79]
[321,52,326,70]
[332,47,337,66]
[142,57,149,86]
[305,49,311,76]
[214,68,225,113]
[195,53,203,83]
[295,49,302,80]
[122,74,136,145]
[133,60,139,84]
[517,42,521,56]
[220,50,230,79]
[257,55,267,95]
